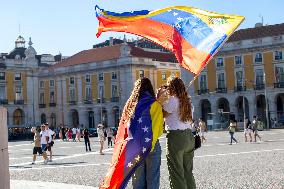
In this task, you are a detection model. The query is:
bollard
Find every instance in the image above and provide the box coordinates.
[0,107,10,189]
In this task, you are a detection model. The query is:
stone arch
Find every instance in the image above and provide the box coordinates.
[235,96,249,122]
[40,113,46,124]
[200,99,212,122]
[13,109,24,125]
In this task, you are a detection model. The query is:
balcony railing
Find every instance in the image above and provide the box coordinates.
[0,99,8,105]
[234,86,246,92]
[111,97,119,102]
[216,88,227,93]
[198,89,209,95]
[274,82,284,88]
[84,99,93,104]
[39,103,46,108]
[49,102,56,107]
[69,101,77,105]
[97,98,105,103]
[14,99,24,105]
[254,84,265,90]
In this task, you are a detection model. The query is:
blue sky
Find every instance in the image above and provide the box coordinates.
[0,0,283,56]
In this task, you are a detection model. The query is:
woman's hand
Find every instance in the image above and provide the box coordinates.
[156,87,168,104]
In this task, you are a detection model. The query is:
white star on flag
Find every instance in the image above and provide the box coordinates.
[175,23,181,29]
[145,137,151,143]
[173,12,178,16]
[127,162,133,168]
[138,117,143,124]
[142,147,147,153]
[135,155,140,162]
[177,17,183,21]
[131,114,135,120]
[142,126,148,132]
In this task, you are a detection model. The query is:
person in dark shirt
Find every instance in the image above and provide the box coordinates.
[83,129,91,152]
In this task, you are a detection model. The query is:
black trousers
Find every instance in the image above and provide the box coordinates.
[108,137,112,146]
[84,138,91,151]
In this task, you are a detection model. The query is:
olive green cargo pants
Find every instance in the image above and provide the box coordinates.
[166,129,196,189]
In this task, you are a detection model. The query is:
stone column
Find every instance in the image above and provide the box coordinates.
[77,76,83,105]
[0,107,10,189]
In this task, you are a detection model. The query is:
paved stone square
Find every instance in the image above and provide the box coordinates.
[9,130,284,189]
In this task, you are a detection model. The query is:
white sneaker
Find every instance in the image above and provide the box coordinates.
[43,159,48,164]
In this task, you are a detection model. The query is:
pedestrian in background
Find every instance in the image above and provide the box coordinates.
[31,126,48,164]
[68,128,72,141]
[244,117,253,142]
[107,127,114,148]
[72,126,77,142]
[76,127,81,142]
[83,128,91,152]
[40,124,49,164]
[198,118,207,143]
[228,119,238,145]
[252,116,262,142]
[157,77,196,189]
[97,124,105,155]
[45,123,55,162]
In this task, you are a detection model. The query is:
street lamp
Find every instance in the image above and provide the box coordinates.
[264,73,270,130]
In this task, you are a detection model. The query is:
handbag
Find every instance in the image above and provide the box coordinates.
[194,135,201,150]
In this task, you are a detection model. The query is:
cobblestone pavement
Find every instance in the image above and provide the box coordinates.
[9,129,284,189]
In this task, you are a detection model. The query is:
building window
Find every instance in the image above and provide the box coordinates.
[217,73,225,89]
[199,75,207,90]
[69,88,75,101]
[99,85,104,99]
[216,58,224,68]
[162,72,166,80]
[85,87,91,100]
[275,66,284,83]
[0,85,6,99]
[235,56,242,66]
[69,77,75,85]
[236,71,243,87]
[112,85,118,97]
[255,69,264,85]
[50,91,55,103]
[39,92,45,104]
[99,73,104,81]
[112,72,117,80]
[85,75,91,84]
[139,70,144,78]
[49,80,55,87]
[275,51,283,61]
[15,86,22,100]
[0,72,5,80]
[14,73,21,81]
[39,81,44,88]
[255,53,263,63]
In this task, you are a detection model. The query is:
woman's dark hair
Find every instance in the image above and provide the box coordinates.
[121,77,155,123]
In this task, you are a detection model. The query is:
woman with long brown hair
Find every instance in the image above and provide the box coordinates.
[157,76,196,189]
[100,77,163,189]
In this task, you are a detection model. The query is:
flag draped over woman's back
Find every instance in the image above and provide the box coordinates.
[99,92,164,189]
[95,5,244,75]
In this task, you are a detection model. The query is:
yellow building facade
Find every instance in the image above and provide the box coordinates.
[190,23,284,129]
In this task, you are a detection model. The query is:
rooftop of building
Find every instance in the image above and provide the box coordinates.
[52,43,176,69]
[228,23,284,42]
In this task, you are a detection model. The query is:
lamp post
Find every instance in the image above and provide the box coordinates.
[264,73,270,130]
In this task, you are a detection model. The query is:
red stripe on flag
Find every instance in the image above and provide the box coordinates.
[97,16,210,74]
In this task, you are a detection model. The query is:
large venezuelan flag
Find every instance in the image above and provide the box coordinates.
[95,6,244,75]
[100,92,164,189]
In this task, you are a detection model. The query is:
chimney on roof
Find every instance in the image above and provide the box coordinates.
[255,23,263,27]
[109,37,113,46]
